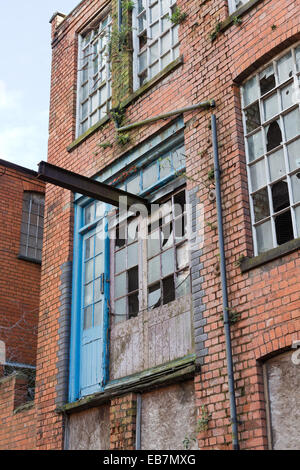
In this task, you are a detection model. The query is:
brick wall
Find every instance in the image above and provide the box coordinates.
[0,373,36,450]
[30,0,300,451]
[110,393,137,450]
[0,163,44,367]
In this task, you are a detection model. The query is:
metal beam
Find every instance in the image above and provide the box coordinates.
[117,100,216,133]
[37,161,149,209]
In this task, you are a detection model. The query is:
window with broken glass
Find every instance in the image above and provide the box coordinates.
[111,143,189,323]
[132,0,180,90]
[77,15,112,136]
[241,44,300,254]
[20,192,44,262]
[228,0,248,14]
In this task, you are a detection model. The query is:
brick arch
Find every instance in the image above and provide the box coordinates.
[232,32,300,84]
[254,331,293,361]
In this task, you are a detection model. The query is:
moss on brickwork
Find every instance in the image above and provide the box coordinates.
[111,0,133,107]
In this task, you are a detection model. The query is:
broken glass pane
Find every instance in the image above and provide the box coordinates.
[272,179,290,212]
[259,65,276,95]
[128,242,138,268]
[174,191,186,217]
[283,108,300,141]
[277,52,294,84]
[85,259,94,283]
[245,102,261,133]
[138,11,146,32]
[243,76,259,106]
[268,148,285,182]
[287,138,300,171]
[176,243,188,270]
[148,255,160,284]
[139,31,147,50]
[128,218,139,243]
[250,158,267,192]
[148,283,161,308]
[256,220,273,253]
[263,93,279,121]
[162,248,174,277]
[148,229,161,258]
[161,223,173,250]
[266,119,282,151]
[94,301,103,327]
[176,271,190,298]
[275,210,293,245]
[247,130,264,162]
[84,282,93,306]
[252,188,270,222]
[281,82,294,110]
[116,224,126,248]
[143,162,158,189]
[291,172,300,203]
[115,272,126,298]
[163,276,175,305]
[115,248,126,274]
[84,306,93,330]
[128,293,139,318]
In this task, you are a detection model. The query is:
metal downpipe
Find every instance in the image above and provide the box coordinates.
[211,114,240,451]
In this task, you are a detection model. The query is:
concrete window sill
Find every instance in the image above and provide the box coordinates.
[241,237,300,273]
[220,0,265,34]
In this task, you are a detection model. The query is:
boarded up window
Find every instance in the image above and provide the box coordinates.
[140,381,198,450]
[67,406,110,450]
[264,350,300,450]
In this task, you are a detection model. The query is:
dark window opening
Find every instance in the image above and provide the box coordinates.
[272,180,290,212]
[148,283,161,309]
[253,188,270,222]
[260,69,276,95]
[275,210,294,245]
[245,102,261,133]
[128,293,139,318]
[128,266,138,293]
[267,121,282,152]
[162,276,175,305]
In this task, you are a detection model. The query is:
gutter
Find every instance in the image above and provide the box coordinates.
[211,114,240,451]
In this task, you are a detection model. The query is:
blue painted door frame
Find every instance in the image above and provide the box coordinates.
[69,202,110,402]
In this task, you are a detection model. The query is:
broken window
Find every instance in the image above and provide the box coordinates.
[147,189,189,309]
[242,44,300,254]
[77,15,112,136]
[113,218,140,322]
[132,0,180,90]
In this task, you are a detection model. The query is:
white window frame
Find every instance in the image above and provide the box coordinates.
[132,0,180,91]
[228,0,248,14]
[76,14,112,137]
[241,43,300,255]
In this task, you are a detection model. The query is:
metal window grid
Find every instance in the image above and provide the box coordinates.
[241,43,300,255]
[132,0,180,91]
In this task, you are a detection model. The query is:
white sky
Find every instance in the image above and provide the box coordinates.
[0,1,80,170]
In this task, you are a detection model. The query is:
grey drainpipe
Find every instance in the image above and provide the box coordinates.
[136,394,142,450]
[211,114,240,451]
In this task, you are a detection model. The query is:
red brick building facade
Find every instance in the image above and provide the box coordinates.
[1,0,300,450]
[0,161,44,449]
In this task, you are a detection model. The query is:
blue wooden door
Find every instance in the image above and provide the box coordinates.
[80,219,106,396]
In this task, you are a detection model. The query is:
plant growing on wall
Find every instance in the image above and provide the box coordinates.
[166,6,187,25]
